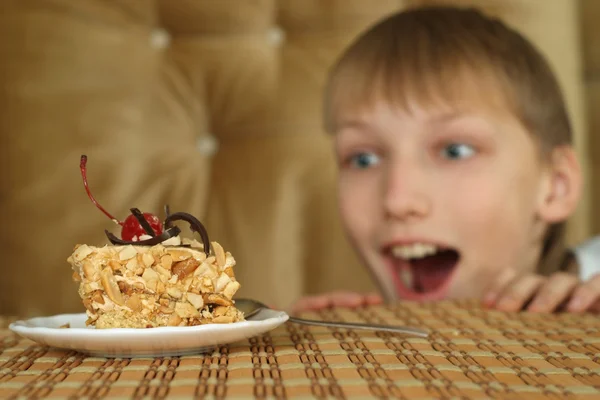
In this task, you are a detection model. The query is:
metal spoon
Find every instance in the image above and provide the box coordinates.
[234,298,429,338]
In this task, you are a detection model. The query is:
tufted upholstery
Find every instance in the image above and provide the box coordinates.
[0,0,588,317]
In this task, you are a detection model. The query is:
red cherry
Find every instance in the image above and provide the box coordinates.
[121,213,163,241]
[80,155,164,240]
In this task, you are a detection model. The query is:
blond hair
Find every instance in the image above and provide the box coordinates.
[324,5,573,273]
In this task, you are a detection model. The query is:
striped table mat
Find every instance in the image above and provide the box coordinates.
[1,301,600,399]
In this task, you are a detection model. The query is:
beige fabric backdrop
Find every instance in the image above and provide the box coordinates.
[582,0,600,238]
[0,0,595,317]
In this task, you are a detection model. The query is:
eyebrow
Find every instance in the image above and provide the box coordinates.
[335,120,373,131]
[331,121,378,140]
[335,111,464,131]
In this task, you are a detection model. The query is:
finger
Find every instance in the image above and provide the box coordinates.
[587,298,600,313]
[526,273,578,313]
[483,268,518,307]
[364,293,384,305]
[290,295,330,314]
[494,274,544,312]
[289,292,365,314]
[327,291,367,308]
[567,275,600,313]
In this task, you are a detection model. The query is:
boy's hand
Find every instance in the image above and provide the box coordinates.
[483,270,600,313]
[289,291,383,315]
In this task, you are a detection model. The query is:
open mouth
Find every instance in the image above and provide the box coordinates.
[386,243,460,300]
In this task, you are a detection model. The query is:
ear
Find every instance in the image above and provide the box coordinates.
[537,145,582,223]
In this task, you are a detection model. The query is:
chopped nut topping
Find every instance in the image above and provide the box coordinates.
[186,292,204,309]
[212,241,226,268]
[168,249,191,262]
[142,253,155,267]
[126,294,142,312]
[91,290,105,305]
[69,241,243,328]
[119,245,137,261]
[175,301,200,318]
[160,254,173,270]
[172,258,200,279]
[166,287,183,299]
[167,314,182,326]
[73,244,93,261]
[203,293,233,307]
[125,258,138,271]
[108,260,121,272]
[82,261,97,280]
[142,268,160,283]
[100,268,124,305]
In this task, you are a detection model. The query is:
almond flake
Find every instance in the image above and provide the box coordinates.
[160,255,173,270]
[119,245,137,261]
[108,260,121,271]
[126,258,138,271]
[172,258,200,279]
[186,292,204,309]
[82,261,97,280]
[167,287,183,299]
[215,272,231,292]
[73,244,93,261]
[223,281,241,299]
[126,294,142,312]
[168,250,191,262]
[167,314,182,326]
[142,253,155,267]
[175,301,200,318]
[212,242,226,268]
[100,268,124,305]
[142,268,160,283]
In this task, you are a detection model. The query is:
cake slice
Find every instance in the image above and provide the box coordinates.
[68,238,244,328]
[69,155,245,328]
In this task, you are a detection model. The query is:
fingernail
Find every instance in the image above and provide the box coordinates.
[528,297,546,311]
[567,297,584,312]
[496,297,516,310]
[527,302,543,312]
[484,292,497,305]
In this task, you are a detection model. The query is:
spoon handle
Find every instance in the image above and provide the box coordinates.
[288,316,429,338]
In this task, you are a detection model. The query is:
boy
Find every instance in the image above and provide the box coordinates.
[292,5,600,314]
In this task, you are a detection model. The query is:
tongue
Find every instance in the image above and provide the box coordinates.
[410,251,457,293]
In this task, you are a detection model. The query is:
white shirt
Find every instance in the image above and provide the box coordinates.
[573,236,600,281]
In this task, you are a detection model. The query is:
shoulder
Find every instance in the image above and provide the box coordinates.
[572,236,600,281]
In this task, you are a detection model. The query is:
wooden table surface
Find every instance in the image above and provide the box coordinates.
[2,301,600,399]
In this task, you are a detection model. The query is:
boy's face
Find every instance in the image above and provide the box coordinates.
[334,100,552,302]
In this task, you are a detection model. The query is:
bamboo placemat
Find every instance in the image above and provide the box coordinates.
[1,301,600,399]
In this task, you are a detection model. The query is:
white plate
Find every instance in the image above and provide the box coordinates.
[9,309,289,358]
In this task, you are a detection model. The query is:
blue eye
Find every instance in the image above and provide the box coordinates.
[349,152,380,169]
[442,143,475,160]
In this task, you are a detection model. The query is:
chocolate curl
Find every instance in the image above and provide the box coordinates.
[164,205,173,229]
[164,212,210,256]
[130,208,156,236]
[106,226,181,246]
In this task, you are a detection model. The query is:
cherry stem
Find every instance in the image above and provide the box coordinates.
[80,155,123,226]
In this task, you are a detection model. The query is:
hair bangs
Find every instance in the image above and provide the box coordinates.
[324,9,518,134]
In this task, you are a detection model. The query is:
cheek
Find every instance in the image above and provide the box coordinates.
[337,174,379,239]
[441,165,541,253]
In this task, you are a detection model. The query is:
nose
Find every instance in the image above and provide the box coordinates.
[383,160,432,221]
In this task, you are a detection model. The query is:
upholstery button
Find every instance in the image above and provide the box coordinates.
[197,135,219,157]
[150,28,171,50]
[268,26,285,46]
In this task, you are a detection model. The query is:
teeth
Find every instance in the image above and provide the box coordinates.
[391,243,438,260]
